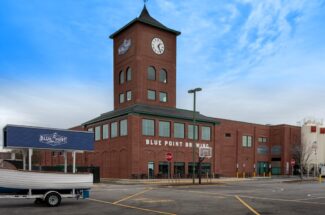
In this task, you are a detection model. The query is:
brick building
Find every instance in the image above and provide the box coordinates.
[41,6,301,178]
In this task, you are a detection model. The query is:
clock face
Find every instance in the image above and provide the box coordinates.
[151,38,165,55]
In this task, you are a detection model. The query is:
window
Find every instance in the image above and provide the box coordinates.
[258,137,267,143]
[225,133,231,138]
[311,126,317,133]
[119,93,125,103]
[95,126,101,141]
[103,124,109,139]
[111,122,118,138]
[119,70,124,84]
[126,67,132,81]
[321,128,325,134]
[188,125,198,140]
[147,90,156,100]
[142,119,155,136]
[159,92,167,102]
[87,127,93,132]
[120,119,128,136]
[242,135,252,147]
[127,91,132,101]
[201,126,211,141]
[159,69,167,83]
[159,121,170,137]
[174,123,185,138]
[147,66,156,80]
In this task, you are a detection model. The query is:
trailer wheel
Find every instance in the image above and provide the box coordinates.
[45,192,61,207]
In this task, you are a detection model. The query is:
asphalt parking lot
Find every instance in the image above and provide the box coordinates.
[1,178,325,215]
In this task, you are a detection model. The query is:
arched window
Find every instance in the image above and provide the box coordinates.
[119,70,124,84]
[159,69,167,83]
[126,67,132,81]
[147,66,156,80]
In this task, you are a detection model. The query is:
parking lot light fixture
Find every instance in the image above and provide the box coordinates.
[188,87,202,185]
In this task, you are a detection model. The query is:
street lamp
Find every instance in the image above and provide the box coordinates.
[188,87,202,185]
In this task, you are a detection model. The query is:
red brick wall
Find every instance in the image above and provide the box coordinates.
[113,23,177,110]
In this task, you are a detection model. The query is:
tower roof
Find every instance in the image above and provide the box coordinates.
[109,5,181,39]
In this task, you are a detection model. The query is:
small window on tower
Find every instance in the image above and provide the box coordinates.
[147,90,156,100]
[119,93,125,103]
[159,69,167,83]
[311,126,317,133]
[126,67,132,81]
[119,70,124,84]
[159,92,167,102]
[126,91,132,101]
[147,66,156,80]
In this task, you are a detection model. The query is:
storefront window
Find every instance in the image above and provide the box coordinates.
[158,162,169,178]
[174,162,185,177]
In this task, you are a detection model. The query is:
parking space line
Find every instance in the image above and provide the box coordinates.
[113,188,153,204]
[235,195,260,215]
[88,198,176,215]
[239,195,325,205]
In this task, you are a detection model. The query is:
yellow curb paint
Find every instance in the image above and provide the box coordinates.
[235,195,260,215]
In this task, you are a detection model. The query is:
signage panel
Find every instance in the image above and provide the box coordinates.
[4,125,94,151]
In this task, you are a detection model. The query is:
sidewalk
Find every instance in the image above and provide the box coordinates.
[100,177,257,185]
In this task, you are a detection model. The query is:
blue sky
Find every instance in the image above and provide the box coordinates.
[1,0,325,147]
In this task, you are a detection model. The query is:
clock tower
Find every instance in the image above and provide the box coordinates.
[110,5,181,110]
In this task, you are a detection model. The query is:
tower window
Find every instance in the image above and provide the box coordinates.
[126,91,132,101]
[126,67,132,81]
[159,69,167,83]
[147,90,156,100]
[119,93,125,103]
[147,66,156,80]
[159,92,167,102]
[119,70,124,84]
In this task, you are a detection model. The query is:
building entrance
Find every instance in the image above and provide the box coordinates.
[257,161,268,175]
[174,162,185,177]
[148,161,154,179]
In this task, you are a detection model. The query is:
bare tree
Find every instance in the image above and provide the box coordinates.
[292,143,314,179]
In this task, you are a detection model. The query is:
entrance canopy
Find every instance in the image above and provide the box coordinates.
[3,125,94,151]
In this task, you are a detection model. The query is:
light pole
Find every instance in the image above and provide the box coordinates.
[188,87,202,185]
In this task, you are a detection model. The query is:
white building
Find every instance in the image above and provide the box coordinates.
[301,118,325,169]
